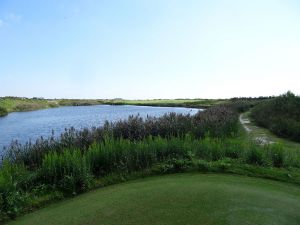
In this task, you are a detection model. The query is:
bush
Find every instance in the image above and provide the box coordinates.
[251,92,300,142]
[197,160,211,172]
[228,97,269,113]
[40,150,93,194]
[266,144,284,168]
[0,161,30,219]
[245,146,264,166]
[0,106,8,116]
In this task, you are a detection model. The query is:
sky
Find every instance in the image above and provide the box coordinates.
[0,0,300,99]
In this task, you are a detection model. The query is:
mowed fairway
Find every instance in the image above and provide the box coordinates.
[8,174,300,225]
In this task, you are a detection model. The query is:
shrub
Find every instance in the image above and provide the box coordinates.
[251,92,300,142]
[0,106,8,116]
[245,146,264,166]
[0,161,30,219]
[40,149,92,194]
[266,144,285,168]
[197,160,211,172]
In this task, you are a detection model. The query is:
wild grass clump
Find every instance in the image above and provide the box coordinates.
[0,160,63,221]
[13,103,42,112]
[0,161,30,219]
[40,149,92,194]
[251,91,300,142]
[245,145,264,165]
[192,105,239,138]
[0,106,8,117]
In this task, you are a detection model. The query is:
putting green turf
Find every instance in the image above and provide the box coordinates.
[7,174,300,225]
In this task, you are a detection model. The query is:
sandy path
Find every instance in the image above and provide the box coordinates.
[239,113,274,145]
[239,114,251,132]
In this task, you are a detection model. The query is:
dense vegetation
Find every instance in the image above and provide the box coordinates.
[57,99,103,106]
[251,92,300,142]
[1,104,300,222]
[0,97,57,115]
[228,96,272,113]
[2,135,300,222]
[0,106,8,117]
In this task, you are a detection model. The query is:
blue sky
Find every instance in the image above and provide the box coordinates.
[0,0,300,99]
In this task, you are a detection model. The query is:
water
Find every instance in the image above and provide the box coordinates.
[0,105,199,153]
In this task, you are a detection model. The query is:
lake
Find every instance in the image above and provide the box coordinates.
[0,105,199,153]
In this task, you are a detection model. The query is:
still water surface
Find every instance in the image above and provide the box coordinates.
[0,105,199,153]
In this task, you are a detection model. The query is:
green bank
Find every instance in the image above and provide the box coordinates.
[0,97,225,116]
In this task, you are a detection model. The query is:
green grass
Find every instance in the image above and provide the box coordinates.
[0,97,58,114]
[58,99,103,106]
[104,98,227,108]
[0,97,225,116]
[7,173,300,225]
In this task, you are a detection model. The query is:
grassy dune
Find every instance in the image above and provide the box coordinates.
[104,98,227,108]
[7,174,300,225]
[0,97,58,114]
[0,97,225,116]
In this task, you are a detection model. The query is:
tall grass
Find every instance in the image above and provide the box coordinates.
[38,135,300,184]
[0,161,30,219]
[40,149,92,193]
[40,135,300,182]
[1,135,300,220]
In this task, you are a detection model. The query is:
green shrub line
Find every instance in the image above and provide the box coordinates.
[251,91,300,142]
[1,135,300,222]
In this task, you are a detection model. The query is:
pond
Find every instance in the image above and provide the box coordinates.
[0,105,199,154]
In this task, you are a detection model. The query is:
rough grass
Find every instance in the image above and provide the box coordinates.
[58,99,103,106]
[7,174,300,225]
[0,97,224,116]
[0,97,58,114]
[104,98,227,108]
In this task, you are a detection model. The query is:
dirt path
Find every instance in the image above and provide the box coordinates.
[240,112,300,149]
[239,113,275,145]
[239,113,251,132]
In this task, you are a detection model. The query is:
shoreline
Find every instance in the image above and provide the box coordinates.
[0,98,222,117]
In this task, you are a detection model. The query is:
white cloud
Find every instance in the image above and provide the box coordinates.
[6,13,22,22]
[0,13,22,27]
